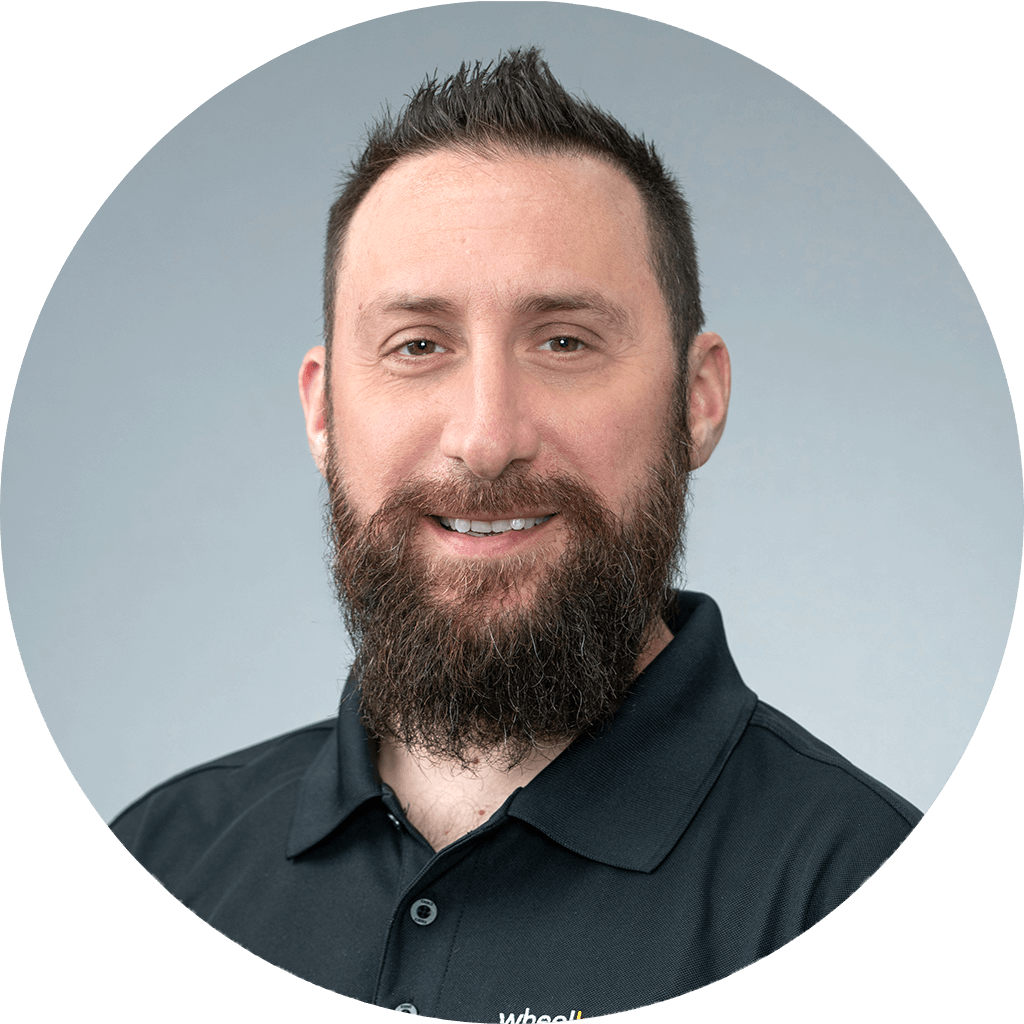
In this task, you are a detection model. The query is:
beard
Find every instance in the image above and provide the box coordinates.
[325,432,689,770]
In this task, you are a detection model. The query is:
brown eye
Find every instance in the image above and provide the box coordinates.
[544,336,584,353]
[404,339,444,355]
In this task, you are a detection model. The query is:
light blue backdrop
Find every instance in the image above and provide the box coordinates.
[3,3,1019,822]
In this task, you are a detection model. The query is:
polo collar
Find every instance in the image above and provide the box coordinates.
[288,592,756,871]
[286,687,380,857]
[508,592,756,872]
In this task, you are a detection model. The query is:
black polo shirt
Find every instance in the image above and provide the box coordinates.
[112,592,920,1020]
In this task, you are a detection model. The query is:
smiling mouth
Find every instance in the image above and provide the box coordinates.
[434,514,555,537]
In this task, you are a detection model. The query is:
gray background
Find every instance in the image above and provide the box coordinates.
[3,2,1019,823]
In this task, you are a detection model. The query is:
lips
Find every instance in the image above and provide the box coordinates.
[435,514,554,536]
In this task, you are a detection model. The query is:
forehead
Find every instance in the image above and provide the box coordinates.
[336,148,663,320]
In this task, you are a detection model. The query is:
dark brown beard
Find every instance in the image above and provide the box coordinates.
[325,443,688,770]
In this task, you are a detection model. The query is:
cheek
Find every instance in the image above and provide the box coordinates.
[560,402,670,513]
[330,385,444,511]
[581,378,675,505]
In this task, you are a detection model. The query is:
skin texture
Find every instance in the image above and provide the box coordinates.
[300,149,730,848]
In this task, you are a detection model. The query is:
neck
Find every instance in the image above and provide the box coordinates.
[377,737,570,851]
[637,615,673,674]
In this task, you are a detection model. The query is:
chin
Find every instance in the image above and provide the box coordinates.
[421,555,547,616]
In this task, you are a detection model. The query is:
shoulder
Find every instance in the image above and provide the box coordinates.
[110,719,335,871]
[704,700,922,930]
[690,696,922,865]
[742,700,921,828]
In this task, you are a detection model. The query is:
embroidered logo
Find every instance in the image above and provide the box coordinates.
[498,1009,583,1023]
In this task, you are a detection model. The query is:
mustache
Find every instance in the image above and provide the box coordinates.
[351,464,617,544]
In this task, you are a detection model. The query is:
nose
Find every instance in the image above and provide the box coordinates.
[439,351,541,480]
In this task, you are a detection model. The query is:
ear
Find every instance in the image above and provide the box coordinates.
[687,332,731,469]
[298,345,328,477]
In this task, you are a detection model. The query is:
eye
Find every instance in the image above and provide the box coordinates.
[542,335,586,353]
[402,339,446,356]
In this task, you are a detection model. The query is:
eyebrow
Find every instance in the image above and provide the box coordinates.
[356,291,636,334]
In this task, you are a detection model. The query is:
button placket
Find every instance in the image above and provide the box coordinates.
[374,823,499,1015]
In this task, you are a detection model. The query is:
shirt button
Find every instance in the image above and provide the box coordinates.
[387,813,402,830]
[410,898,437,926]
[395,1004,418,1014]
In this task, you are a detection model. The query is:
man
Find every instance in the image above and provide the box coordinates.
[112,49,920,1019]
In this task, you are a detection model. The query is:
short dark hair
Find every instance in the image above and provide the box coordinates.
[323,47,703,397]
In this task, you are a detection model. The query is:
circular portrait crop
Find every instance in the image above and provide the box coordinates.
[3,2,1021,1020]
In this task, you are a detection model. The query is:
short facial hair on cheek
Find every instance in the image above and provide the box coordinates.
[322,431,689,771]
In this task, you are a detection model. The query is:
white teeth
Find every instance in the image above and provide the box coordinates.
[439,515,552,535]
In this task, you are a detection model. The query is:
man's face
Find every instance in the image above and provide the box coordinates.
[299,148,725,763]
[324,149,679,599]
